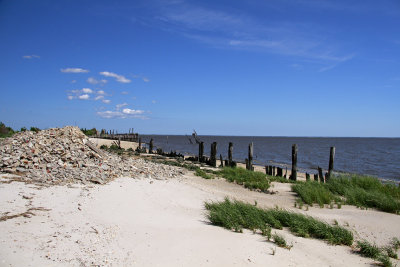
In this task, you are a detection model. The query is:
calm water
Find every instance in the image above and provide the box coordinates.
[140,135,400,181]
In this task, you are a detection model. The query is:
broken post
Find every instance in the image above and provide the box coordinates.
[228,142,233,167]
[247,142,253,171]
[149,138,154,154]
[210,142,217,167]
[290,144,298,181]
[199,142,204,162]
[318,167,324,183]
[327,146,335,181]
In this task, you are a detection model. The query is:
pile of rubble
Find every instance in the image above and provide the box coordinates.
[0,126,184,184]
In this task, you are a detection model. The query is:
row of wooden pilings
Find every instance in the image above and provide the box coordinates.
[197,141,336,182]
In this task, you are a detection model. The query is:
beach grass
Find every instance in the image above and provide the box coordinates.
[205,198,353,246]
[195,168,213,179]
[356,240,395,267]
[217,167,271,192]
[292,175,400,214]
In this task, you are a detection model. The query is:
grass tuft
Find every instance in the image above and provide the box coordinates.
[217,167,270,192]
[195,169,214,179]
[205,198,353,246]
[292,175,400,214]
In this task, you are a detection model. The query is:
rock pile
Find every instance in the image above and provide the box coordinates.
[0,126,184,184]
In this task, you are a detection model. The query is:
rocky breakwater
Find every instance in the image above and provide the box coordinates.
[0,126,184,184]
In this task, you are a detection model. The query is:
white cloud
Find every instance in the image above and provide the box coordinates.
[78,94,90,100]
[71,80,77,83]
[116,103,128,110]
[61,68,89,73]
[87,77,107,85]
[67,95,75,100]
[142,77,150,82]
[82,88,93,94]
[97,106,147,119]
[152,100,157,104]
[122,108,144,115]
[97,90,106,95]
[23,55,40,59]
[99,71,131,83]
[121,91,129,95]
[95,95,104,101]
[102,99,111,104]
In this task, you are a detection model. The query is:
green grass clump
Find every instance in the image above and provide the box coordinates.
[205,198,353,246]
[292,175,400,214]
[272,233,291,249]
[356,240,394,267]
[195,169,214,179]
[292,182,340,207]
[217,167,270,192]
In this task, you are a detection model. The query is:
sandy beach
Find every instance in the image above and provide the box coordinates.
[1,169,400,266]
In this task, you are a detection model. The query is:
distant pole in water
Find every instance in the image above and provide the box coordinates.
[228,142,233,167]
[327,146,335,181]
[247,142,253,171]
[198,142,204,162]
[291,144,298,181]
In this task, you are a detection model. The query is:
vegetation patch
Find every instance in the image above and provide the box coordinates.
[195,169,214,179]
[355,239,400,267]
[292,175,400,214]
[205,198,353,246]
[217,167,271,192]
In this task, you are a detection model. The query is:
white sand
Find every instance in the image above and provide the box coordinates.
[1,172,399,266]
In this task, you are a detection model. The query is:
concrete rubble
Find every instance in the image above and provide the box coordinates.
[0,126,184,184]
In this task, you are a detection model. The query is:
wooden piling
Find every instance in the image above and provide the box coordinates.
[199,142,204,162]
[210,142,217,167]
[228,142,233,167]
[272,166,276,176]
[277,167,283,177]
[290,144,298,181]
[247,142,253,171]
[314,174,319,182]
[220,154,224,167]
[149,138,154,154]
[327,146,335,181]
[306,173,310,181]
[318,167,324,183]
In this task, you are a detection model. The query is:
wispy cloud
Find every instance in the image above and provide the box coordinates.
[102,99,111,104]
[100,71,131,83]
[22,55,40,59]
[87,77,107,85]
[95,95,104,101]
[132,74,150,82]
[116,103,128,110]
[121,91,129,95]
[155,3,354,71]
[61,68,89,73]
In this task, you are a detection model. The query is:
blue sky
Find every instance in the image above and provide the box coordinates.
[1,0,399,137]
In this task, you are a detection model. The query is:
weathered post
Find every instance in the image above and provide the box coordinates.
[220,154,224,167]
[210,142,217,167]
[228,142,233,167]
[318,167,324,183]
[327,146,335,181]
[290,144,298,181]
[277,167,283,177]
[198,142,204,162]
[149,138,154,154]
[284,167,288,179]
[272,166,276,176]
[247,142,253,171]
[314,174,319,182]
[306,173,310,181]
[138,137,142,152]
